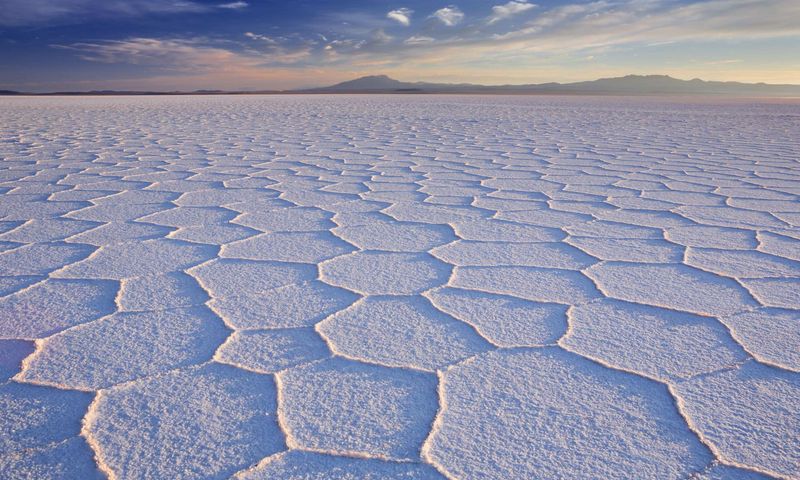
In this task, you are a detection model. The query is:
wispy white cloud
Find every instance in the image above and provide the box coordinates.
[387,8,413,26]
[431,6,465,27]
[707,59,743,65]
[54,38,244,71]
[492,0,800,48]
[0,0,210,27]
[55,36,312,73]
[367,29,393,46]
[244,32,278,44]
[218,1,248,9]
[487,1,536,25]
[405,35,435,45]
[0,0,243,26]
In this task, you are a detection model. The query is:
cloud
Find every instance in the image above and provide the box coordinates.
[54,38,243,71]
[0,0,246,26]
[432,6,464,26]
[487,1,536,25]
[244,32,278,44]
[367,29,393,45]
[405,36,436,45]
[707,59,743,65]
[387,8,413,26]
[492,0,800,48]
[218,1,248,9]
[55,36,313,73]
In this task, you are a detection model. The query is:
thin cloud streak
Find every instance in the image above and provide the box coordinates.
[218,1,248,10]
[0,0,244,26]
[53,37,312,73]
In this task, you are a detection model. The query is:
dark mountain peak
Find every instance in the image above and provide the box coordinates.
[621,74,674,79]
[361,74,393,81]
[320,75,412,91]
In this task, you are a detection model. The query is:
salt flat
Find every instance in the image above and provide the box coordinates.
[0,95,798,480]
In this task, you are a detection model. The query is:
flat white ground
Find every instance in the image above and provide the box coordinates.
[0,95,798,480]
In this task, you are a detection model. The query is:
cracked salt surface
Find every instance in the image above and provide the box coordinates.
[0,94,798,479]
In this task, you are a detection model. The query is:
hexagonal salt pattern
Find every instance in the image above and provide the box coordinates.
[424,348,712,479]
[561,299,748,381]
[277,358,438,459]
[318,296,491,370]
[85,364,284,479]
[1,95,798,479]
[17,307,229,389]
[320,251,451,295]
[673,362,800,479]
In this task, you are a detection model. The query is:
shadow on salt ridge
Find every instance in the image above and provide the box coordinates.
[0,339,35,381]
[0,382,92,451]
[0,436,104,480]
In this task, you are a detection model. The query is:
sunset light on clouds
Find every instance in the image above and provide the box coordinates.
[1,1,799,92]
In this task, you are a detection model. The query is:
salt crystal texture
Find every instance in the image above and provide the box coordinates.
[1,95,797,479]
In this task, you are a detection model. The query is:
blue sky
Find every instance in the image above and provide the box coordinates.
[1,0,799,91]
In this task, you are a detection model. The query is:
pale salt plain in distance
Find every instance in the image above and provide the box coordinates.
[0,94,798,480]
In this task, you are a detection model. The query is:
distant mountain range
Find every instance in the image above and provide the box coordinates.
[301,74,800,96]
[2,75,799,96]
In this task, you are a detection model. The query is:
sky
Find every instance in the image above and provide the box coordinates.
[1,0,799,92]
